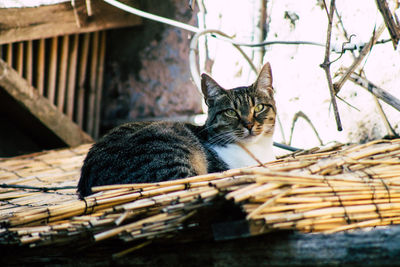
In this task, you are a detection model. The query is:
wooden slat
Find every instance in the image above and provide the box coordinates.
[25,40,33,85]
[94,31,106,139]
[0,58,93,147]
[47,37,58,104]
[77,33,90,129]
[86,32,99,136]
[6,43,13,66]
[0,1,142,45]
[16,42,24,76]
[37,39,45,95]
[67,34,79,119]
[57,35,69,112]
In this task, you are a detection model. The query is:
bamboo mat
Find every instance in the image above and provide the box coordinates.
[1,139,400,249]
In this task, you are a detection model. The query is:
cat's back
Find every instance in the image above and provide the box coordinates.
[78,121,212,197]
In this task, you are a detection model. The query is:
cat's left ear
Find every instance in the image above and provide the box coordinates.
[254,62,274,98]
[201,73,225,105]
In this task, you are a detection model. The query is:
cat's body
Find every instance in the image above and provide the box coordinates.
[78,63,276,198]
[78,121,228,197]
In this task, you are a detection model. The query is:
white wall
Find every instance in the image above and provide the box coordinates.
[200,0,400,151]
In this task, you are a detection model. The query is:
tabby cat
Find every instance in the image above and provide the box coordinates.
[77,62,276,198]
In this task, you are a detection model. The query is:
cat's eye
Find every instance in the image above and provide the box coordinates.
[254,104,266,113]
[224,109,237,117]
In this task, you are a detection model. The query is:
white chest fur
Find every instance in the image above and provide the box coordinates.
[212,135,275,169]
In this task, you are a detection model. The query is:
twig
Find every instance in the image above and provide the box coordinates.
[237,142,266,167]
[335,95,360,112]
[276,114,287,145]
[320,0,342,131]
[375,0,400,49]
[372,96,397,138]
[0,183,76,191]
[189,29,258,92]
[333,24,385,94]
[288,111,324,146]
[348,72,400,113]
[334,6,356,58]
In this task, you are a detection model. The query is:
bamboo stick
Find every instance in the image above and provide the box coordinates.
[112,240,152,258]
[2,139,400,247]
[95,213,169,242]
[247,187,293,219]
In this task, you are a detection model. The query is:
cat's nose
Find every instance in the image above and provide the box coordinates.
[244,122,254,131]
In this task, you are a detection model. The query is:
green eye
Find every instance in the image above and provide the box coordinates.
[224,109,237,117]
[254,104,265,113]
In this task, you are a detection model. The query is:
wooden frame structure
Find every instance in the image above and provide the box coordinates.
[0,1,141,145]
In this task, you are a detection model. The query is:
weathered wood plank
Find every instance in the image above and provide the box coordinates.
[86,31,99,136]
[0,58,93,147]
[47,37,58,104]
[36,39,45,95]
[94,31,106,139]
[0,0,142,45]
[57,35,69,112]
[66,34,79,119]
[77,34,90,128]
[2,226,400,266]
[25,40,33,85]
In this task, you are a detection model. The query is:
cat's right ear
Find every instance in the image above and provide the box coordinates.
[201,74,224,105]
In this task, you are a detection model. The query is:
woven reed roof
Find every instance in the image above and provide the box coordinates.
[1,139,400,249]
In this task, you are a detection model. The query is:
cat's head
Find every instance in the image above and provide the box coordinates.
[201,62,276,145]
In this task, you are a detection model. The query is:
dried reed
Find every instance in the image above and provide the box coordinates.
[1,139,400,248]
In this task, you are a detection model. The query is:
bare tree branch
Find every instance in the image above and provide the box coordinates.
[375,0,400,49]
[320,0,342,131]
[333,24,385,94]
[348,72,400,113]
[372,96,397,138]
[288,111,323,146]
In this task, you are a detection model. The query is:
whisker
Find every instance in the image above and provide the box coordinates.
[207,131,237,146]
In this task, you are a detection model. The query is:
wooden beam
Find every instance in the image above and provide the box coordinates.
[3,226,400,266]
[0,58,93,147]
[0,0,142,45]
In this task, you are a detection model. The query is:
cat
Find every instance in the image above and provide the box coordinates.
[77,62,276,198]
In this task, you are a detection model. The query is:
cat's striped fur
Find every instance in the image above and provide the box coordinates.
[77,63,276,198]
